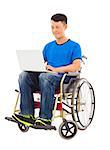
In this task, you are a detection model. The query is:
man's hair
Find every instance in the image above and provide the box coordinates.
[51,13,67,24]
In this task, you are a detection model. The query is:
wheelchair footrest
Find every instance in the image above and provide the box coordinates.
[5,116,57,130]
[31,124,57,130]
[5,116,17,123]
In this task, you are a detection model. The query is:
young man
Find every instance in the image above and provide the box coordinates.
[13,13,82,126]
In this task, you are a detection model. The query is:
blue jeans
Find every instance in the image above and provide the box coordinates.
[18,71,62,120]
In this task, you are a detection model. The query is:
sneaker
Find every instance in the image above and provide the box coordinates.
[12,113,36,126]
[35,117,51,126]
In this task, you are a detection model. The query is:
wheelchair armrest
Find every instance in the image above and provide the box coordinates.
[66,71,80,76]
[60,71,80,90]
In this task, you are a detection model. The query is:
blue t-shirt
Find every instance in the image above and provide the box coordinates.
[43,39,82,68]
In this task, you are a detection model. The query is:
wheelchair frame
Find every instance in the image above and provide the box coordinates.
[5,56,95,139]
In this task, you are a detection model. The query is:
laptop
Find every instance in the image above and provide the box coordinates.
[16,50,49,72]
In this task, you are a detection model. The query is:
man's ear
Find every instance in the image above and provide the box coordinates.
[65,24,67,30]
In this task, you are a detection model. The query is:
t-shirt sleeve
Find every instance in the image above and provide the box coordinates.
[72,43,82,61]
[42,44,48,62]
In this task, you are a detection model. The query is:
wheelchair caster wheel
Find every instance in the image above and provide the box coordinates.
[18,123,29,132]
[59,120,78,139]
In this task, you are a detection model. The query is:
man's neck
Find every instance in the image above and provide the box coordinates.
[56,36,68,45]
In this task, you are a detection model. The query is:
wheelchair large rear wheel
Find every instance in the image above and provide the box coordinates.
[71,78,95,130]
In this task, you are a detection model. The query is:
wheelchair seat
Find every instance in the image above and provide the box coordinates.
[34,71,80,111]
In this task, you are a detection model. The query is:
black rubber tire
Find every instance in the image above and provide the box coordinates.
[18,123,29,132]
[71,78,95,130]
[59,120,78,139]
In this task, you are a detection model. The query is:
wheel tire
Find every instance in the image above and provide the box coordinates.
[18,123,29,132]
[71,78,95,130]
[59,120,78,139]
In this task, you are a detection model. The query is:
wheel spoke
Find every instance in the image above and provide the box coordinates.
[65,130,68,136]
[69,125,74,130]
[69,129,74,135]
[62,128,67,131]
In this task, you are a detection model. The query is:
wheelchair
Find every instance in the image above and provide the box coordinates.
[5,56,95,139]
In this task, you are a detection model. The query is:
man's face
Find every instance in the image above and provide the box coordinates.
[51,20,67,39]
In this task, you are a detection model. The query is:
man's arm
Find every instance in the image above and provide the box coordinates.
[46,59,81,73]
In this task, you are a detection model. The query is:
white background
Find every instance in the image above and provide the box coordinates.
[0,0,110,149]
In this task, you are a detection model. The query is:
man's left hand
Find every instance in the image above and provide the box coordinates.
[46,65,56,72]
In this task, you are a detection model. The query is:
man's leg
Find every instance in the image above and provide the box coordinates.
[18,71,40,115]
[13,71,40,125]
[38,73,62,122]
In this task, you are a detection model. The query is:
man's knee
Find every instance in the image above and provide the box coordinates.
[18,71,29,84]
[39,73,47,81]
[39,73,54,81]
[39,73,59,86]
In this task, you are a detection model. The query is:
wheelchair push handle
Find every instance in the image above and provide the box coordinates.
[82,55,87,65]
[82,55,87,60]
[15,89,19,93]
